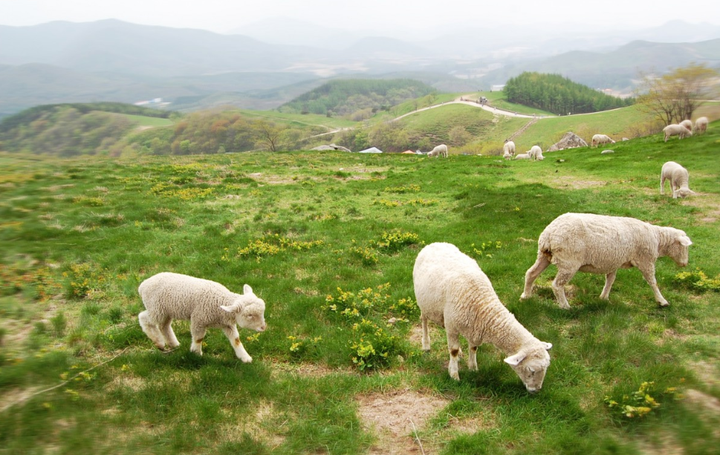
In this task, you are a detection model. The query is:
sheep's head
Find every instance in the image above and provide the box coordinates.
[221,284,267,332]
[504,342,552,393]
[662,228,692,267]
[676,188,695,198]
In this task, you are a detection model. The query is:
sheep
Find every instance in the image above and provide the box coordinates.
[529,145,544,161]
[427,144,448,158]
[514,153,532,160]
[503,140,516,157]
[591,134,615,147]
[680,119,693,132]
[694,117,708,134]
[663,124,693,142]
[601,149,615,154]
[521,213,692,309]
[414,242,553,393]
[138,272,267,362]
[661,161,695,198]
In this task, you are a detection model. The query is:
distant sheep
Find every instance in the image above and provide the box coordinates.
[521,213,692,309]
[414,243,552,393]
[427,144,448,158]
[661,161,695,198]
[514,153,532,160]
[680,119,693,132]
[138,272,267,362]
[591,134,615,147]
[663,124,693,142]
[529,145,544,161]
[694,117,708,134]
[601,149,615,154]
[503,140,516,157]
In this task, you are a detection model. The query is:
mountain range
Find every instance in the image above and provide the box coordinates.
[1,18,719,118]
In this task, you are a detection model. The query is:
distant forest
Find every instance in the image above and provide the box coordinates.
[280,79,436,119]
[504,72,634,115]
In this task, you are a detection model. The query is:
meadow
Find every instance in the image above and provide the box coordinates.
[1,124,719,454]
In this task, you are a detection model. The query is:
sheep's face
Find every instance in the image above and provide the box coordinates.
[666,230,692,267]
[676,188,695,198]
[504,343,552,393]
[221,285,267,332]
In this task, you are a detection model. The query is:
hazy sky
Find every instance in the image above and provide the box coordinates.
[1,0,719,34]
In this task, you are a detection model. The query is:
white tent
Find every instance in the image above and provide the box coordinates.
[358,147,383,154]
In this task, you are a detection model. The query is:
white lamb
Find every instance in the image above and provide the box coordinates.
[679,119,693,132]
[503,140,516,157]
[138,272,267,362]
[529,145,544,161]
[503,151,513,160]
[514,153,531,160]
[591,134,615,147]
[694,117,708,134]
[521,213,692,309]
[661,161,695,198]
[414,242,553,393]
[663,124,693,142]
[427,144,448,158]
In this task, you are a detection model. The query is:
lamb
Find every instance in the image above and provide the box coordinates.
[414,242,553,393]
[427,144,448,158]
[679,119,693,132]
[528,145,544,161]
[503,140,516,157]
[521,213,692,309]
[514,153,532,160]
[661,161,695,198]
[694,117,708,134]
[503,150,514,160]
[138,272,267,362]
[663,124,693,142]
[591,134,615,147]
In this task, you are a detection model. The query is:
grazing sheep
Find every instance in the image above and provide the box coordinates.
[521,213,692,309]
[661,161,695,198]
[138,272,267,362]
[529,145,544,161]
[514,153,532,160]
[591,134,615,147]
[427,144,448,158]
[663,124,693,142]
[680,119,693,132]
[503,140,516,157]
[414,243,553,393]
[694,117,708,134]
[503,151,513,160]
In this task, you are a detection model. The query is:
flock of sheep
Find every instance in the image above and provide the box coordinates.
[136,116,707,393]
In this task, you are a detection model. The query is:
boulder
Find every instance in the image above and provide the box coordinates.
[547,132,588,152]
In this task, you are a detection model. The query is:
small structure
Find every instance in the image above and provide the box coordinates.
[359,147,383,154]
[310,143,352,152]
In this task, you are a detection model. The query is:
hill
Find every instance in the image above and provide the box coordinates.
[1,125,719,453]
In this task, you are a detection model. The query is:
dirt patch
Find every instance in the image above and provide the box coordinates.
[684,389,720,415]
[0,387,39,413]
[636,433,684,455]
[271,361,354,379]
[687,360,720,388]
[548,176,606,190]
[357,389,450,454]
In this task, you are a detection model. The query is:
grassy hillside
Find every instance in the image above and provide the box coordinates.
[1,123,719,454]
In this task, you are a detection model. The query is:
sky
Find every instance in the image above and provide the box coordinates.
[1,0,719,35]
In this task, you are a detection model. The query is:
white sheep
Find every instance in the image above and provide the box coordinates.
[663,124,693,142]
[503,151,513,160]
[528,145,544,161]
[521,213,692,309]
[661,161,695,198]
[694,117,708,134]
[427,144,448,158]
[138,272,267,362]
[591,134,615,147]
[514,153,532,160]
[414,242,553,393]
[679,119,693,132]
[503,140,516,157]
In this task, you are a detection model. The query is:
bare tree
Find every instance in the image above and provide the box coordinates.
[636,63,718,126]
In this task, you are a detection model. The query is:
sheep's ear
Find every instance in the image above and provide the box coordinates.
[542,342,553,351]
[678,235,692,247]
[220,303,241,313]
[243,284,254,295]
[504,352,527,366]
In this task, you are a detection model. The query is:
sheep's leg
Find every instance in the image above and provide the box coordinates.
[467,345,478,371]
[221,325,252,363]
[660,176,666,195]
[159,318,180,349]
[637,263,668,306]
[189,321,207,356]
[139,311,166,350]
[599,270,617,300]
[420,314,431,351]
[551,267,577,310]
[520,254,551,299]
[446,330,462,381]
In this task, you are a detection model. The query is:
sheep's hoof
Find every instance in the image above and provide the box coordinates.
[658,301,670,307]
[240,356,253,363]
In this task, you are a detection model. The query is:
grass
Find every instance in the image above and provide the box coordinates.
[1,122,719,454]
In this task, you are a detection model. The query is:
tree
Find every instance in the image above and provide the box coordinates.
[253,120,283,152]
[449,126,472,147]
[636,63,719,125]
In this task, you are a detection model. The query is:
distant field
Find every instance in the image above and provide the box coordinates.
[122,114,174,128]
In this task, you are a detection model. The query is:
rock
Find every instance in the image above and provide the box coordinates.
[547,132,588,152]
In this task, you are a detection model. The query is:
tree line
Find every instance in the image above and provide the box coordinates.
[504,72,634,115]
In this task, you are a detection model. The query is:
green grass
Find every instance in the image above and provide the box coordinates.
[1,122,719,454]
[122,114,174,128]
